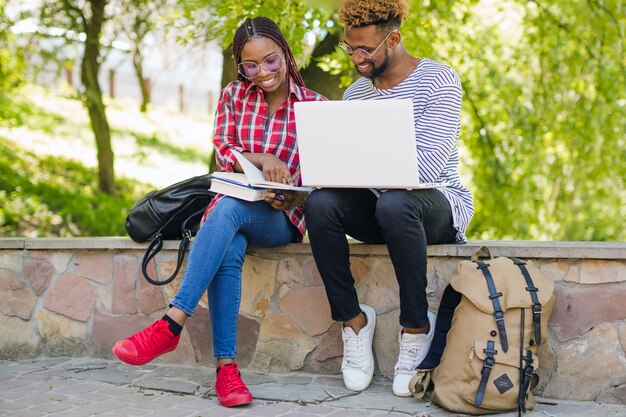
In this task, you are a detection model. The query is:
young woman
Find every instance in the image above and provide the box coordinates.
[112,17,325,407]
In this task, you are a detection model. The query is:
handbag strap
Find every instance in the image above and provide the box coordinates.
[141,231,191,286]
[141,206,207,286]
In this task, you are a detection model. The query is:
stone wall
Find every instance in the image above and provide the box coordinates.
[1,238,626,404]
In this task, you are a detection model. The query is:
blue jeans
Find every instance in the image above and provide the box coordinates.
[170,197,298,359]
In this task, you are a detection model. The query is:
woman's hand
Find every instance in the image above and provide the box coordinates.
[264,190,309,211]
[259,154,294,184]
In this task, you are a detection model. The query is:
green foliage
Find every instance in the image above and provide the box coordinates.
[0,0,25,114]
[0,136,149,237]
[175,0,335,66]
[398,0,626,241]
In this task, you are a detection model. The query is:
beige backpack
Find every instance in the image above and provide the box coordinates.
[411,247,555,415]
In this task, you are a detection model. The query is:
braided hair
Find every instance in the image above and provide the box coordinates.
[232,17,305,87]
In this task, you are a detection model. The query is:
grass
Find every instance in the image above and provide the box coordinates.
[0,84,213,237]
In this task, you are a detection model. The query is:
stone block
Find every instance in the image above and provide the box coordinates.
[250,314,316,373]
[534,336,557,394]
[373,309,400,379]
[0,313,40,359]
[91,310,155,359]
[34,310,87,356]
[363,259,399,314]
[185,306,213,364]
[74,253,113,284]
[43,272,96,322]
[543,322,626,401]
[620,322,626,353]
[22,255,55,295]
[240,256,277,317]
[350,257,373,286]
[580,260,626,284]
[279,286,333,336]
[537,259,578,283]
[111,255,138,314]
[50,252,72,275]
[431,257,458,289]
[137,262,167,315]
[236,314,260,368]
[0,269,37,319]
[550,282,626,342]
[0,251,22,272]
[96,286,112,312]
[313,322,343,362]
[302,256,323,286]
[277,257,305,285]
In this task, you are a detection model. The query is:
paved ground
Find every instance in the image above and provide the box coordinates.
[1,358,625,417]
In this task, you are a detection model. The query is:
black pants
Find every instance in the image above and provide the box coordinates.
[304,188,456,329]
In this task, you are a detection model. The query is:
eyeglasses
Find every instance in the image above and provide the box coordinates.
[338,30,397,60]
[237,54,284,80]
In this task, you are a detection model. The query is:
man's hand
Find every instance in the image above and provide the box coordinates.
[264,190,309,211]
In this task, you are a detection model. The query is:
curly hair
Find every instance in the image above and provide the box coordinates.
[339,0,409,29]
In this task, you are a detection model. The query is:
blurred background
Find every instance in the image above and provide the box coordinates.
[0,0,624,241]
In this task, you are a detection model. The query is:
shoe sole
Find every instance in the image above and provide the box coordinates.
[345,373,374,392]
[112,342,176,366]
[219,395,253,407]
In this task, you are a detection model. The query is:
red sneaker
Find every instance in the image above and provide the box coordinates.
[215,363,253,407]
[112,320,180,366]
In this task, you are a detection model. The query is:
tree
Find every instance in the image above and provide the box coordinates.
[176,0,345,174]
[398,0,625,241]
[0,0,25,111]
[114,0,169,113]
[36,0,116,194]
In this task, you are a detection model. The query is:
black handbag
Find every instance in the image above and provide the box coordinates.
[125,174,214,285]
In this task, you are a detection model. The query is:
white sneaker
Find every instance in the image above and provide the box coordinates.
[341,304,376,392]
[392,310,436,397]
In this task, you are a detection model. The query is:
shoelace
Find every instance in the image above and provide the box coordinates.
[220,365,246,392]
[131,321,170,349]
[395,336,423,374]
[342,332,366,371]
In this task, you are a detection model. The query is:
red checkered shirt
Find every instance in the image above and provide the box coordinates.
[203,77,325,238]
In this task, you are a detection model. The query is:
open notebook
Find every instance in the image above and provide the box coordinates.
[210,150,313,201]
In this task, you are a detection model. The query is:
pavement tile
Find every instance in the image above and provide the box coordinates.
[133,376,199,394]
[250,382,330,403]
[1,359,625,417]
[243,401,300,416]
[286,404,337,415]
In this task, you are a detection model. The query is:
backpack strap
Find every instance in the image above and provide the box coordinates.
[518,349,534,413]
[509,257,543,344]
[474,340,498,407]
[475,260,509,352]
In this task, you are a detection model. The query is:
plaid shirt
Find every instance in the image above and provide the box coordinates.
[204,78,325,238]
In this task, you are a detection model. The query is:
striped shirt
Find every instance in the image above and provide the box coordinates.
[204,77,325,238]
[343,58,474,242]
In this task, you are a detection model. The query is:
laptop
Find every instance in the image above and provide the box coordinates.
[293,99,445,189]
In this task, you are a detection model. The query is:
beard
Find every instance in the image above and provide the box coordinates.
[358,48,390,80]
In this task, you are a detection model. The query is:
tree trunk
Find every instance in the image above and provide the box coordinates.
[132,45,150,113]
[300,30,346,100]
[208,45,238,174]
[81,0,115,194]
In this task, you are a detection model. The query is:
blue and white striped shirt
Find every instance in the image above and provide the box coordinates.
[343,58,474,242]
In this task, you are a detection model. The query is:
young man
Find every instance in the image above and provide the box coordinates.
[303,0,474,396]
